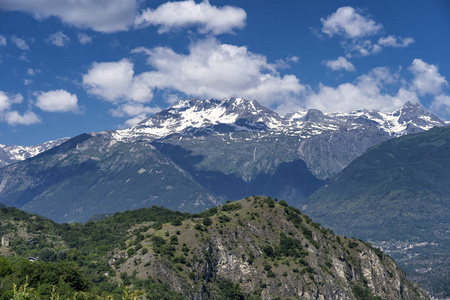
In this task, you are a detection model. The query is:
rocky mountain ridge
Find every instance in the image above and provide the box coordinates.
[115,196,429,299]
[0,98,447,223]
[0,137,69,167]
[113,98,447,141]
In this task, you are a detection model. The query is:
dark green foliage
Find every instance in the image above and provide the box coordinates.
[216,279,244,300]
[278,200,288,207]
[171,218,183,226]
[352,284,383,300]
[38,248,57,262]
[0,258,12,277]
[144,277,185,300]
[202,217,213,226]
[278,233,307,258]
[0,259,89,299]
[263,245,274,257]
[151,236,175,257]
[348,241,359,249]
[170,235,179,245]
[221,203,243,212]
[263,198,275,207]
[218,214,231,223]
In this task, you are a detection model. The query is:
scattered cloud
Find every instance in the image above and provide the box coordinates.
[306,59,450,115]
[46,31,70,47]
[306,67,417,113]
[0,91,40,125]
[35,89,80,113]
[0,35,6,46]
[409,59,447,96]
[0,0,138,33]
[323,56,356,72]
[83,59,153,103]
[83,59,158,124]
[0,91,14,111]
[378,35,414,48]
[130,38,305,109]
[275,56,300,69]
[111,104,161,129]
[19,53,29,62]
[11,36,29,50]
[78,33,92,45]
[110,103,160,118]
[319,7,414,58]
[134,0,246,35]
[4,110,40,126]
[24,79,33,86]
[342,39,382,57]
[27,68,41,76]
[321,7,382,38]
[120,114,148,128]
[430,94,450,115]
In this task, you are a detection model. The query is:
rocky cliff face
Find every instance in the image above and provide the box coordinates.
[113,196,429,300]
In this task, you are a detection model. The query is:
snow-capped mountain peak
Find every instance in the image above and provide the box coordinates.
[111,98,447,141]
[114,98,282,140]
[0,137,70,167]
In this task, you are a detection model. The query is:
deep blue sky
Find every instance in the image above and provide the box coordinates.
[0,0,449,145]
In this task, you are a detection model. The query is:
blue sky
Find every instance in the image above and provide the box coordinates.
[0,0,450,145]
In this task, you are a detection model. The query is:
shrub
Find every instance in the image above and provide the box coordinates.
[279,200,288,207]
[202,217,213,227]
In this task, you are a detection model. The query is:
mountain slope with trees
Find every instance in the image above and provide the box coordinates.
[305,126,450,298]
[0,198,430,299]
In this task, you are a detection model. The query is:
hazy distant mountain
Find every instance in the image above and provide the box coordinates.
[0,138,69,167]
[0,98,446,223]
[305,126,450,298]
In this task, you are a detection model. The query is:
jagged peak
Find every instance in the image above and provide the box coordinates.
[110,98,447,141]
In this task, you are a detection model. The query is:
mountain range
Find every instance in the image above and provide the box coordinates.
[0,98,447,223]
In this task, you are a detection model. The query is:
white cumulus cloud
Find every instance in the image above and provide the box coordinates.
[0,0,138,33]
[430,94,450,116]
[0,91,40,125]
[4,110,40,126]
[46,31,70,47]
[323,56,356,72]
[306,66,413,113]
[321,7,382,38]
[110,103,161,118]
[83,59,153,103]
[35,89,80,113]
[131,38,305,109]
[409,59,447,96]
[378,35,414,48]
[134,0,246,35]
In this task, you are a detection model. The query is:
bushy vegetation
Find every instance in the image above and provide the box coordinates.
[0,205,191,299]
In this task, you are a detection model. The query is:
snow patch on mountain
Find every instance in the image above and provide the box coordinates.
[0,138,70,167]
[112,98,448,141]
